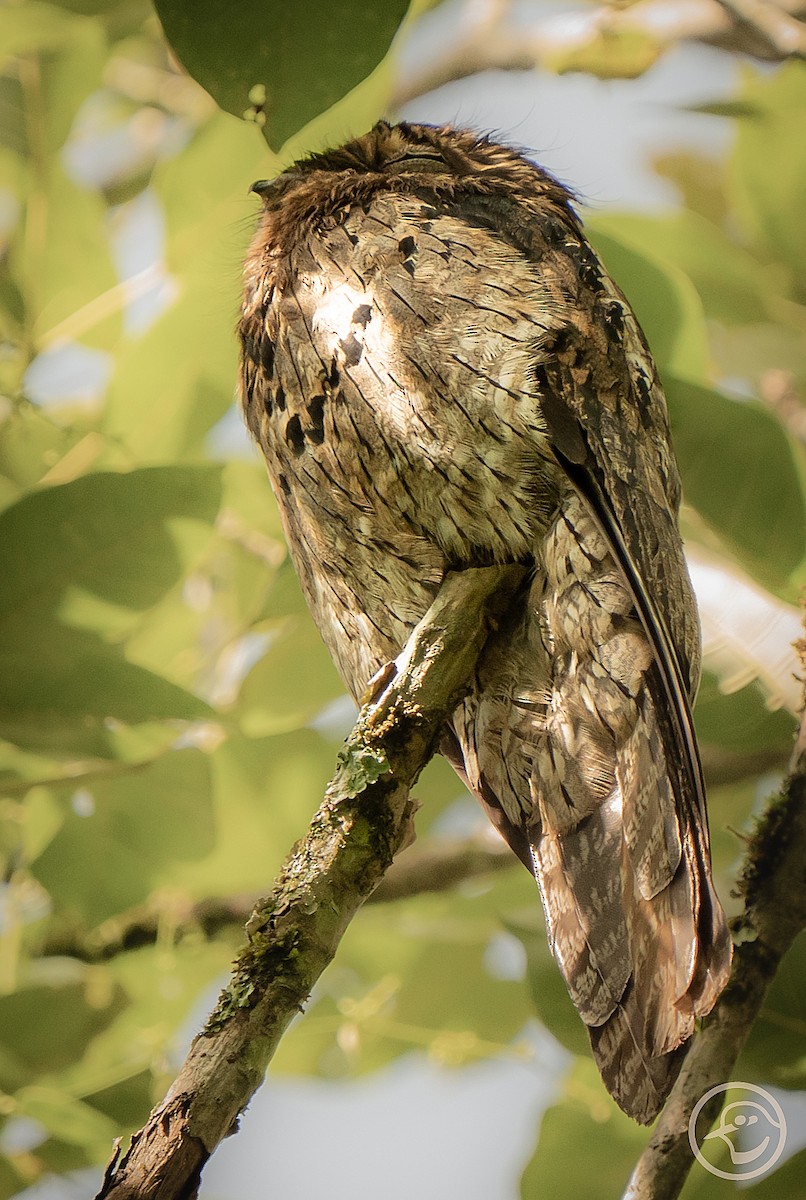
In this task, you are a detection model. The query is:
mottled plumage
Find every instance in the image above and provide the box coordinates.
[238,122,732,1122]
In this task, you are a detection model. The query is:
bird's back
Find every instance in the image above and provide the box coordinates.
[239,122,732,1122]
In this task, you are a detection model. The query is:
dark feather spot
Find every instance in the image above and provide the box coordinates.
[633,369,655,428]
[242,332,259,364]
[278,473,291,496]
[352,304,373,328]
[566,240,605,293]
[540,390,588,466]
[398,235,416,259]
[275,385,286,412]
[339,333,363,367]
[603,301,624,336]
[285,414,304,456]
[328,356,340,388]
[307,394,326,444]
[241,362,255,406]
[634,369,652,405]
[259,333,275,374]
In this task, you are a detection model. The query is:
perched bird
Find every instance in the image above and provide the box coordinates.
[238,121,732,1123]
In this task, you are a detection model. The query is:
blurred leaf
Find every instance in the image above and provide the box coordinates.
[694,673,797,757]
[39,10,107,153]
[548,27,660,80]
[0,976,126,1091]
[739,931,806,1089]
[589,224,709,382]
[601,210,780,326]
[35,938,238,1147]
[180,729,337,897]
[79,1066,153,1129]
[11,163,119,349]
[0,652,213,755]
[103,112,267,463]
[688,99,762,119]
[153,0,409,150]
[520,1058,644,1200]
[0,466,220,752]
[102,278,238,463]
[13,1086,118,1156]
[0,3,79,66]
[274,869,535,1078]
[731,62,806,298]
[652,150,729,228]
[709,321,806,401]
[237,616,344,737]
[667,380,806,592]
[0,398,86,508]
[152,107,269,256]
[509,914,589,1059]
[0,465,221,625]
[34,748,214,922]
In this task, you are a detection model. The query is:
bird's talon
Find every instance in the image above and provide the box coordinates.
[360,661,396,707]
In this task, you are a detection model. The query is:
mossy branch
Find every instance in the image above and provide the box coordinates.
[95,563,523,1200]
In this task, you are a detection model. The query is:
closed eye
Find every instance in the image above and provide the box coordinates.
[383,153,447,175]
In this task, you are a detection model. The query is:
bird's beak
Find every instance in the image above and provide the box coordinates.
[705,1123,737,1139]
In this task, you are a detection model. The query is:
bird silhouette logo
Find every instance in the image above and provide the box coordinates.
[689,1083,787,1180]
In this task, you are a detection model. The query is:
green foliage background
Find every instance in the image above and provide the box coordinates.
[0,1,804,1196]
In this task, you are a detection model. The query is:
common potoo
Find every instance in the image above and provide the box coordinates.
[238,121,732,1123]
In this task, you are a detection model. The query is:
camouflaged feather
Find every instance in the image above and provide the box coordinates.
[238,121,732,1123]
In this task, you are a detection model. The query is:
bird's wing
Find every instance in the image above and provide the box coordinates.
[440,188,732,1120]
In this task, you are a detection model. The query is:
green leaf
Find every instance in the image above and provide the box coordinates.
[13,1086,119,1157]
[0,465,221,627]
[546,26,660,80]
[34,748,215,922]
[731,62,806,298]
[39,9,107,154]
[666,379,806,592]
[588,223,710,382]
[596,210,781,326]
[153,0,410,150]
[0,397,87,508]
[521,1059,645,1200]
[274,871,534,1078]
[0,3,79,67]
[102,278,239,463]
[152,108,270,258]
[237,617,345,737]
[509,914,590,1059]
[694,673,797,757]
[738,930,806,1090]
[10,163,118,350]
[0,653,213,755]
[182,729,337,896]
[0,467,221,753]
[0,976,126,1091]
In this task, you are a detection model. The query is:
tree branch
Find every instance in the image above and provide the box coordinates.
[623,633,806,1200]
[390,0,806,110]
[95,563,523,1200]
[39,832,516,963]
[36,746,786,964]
